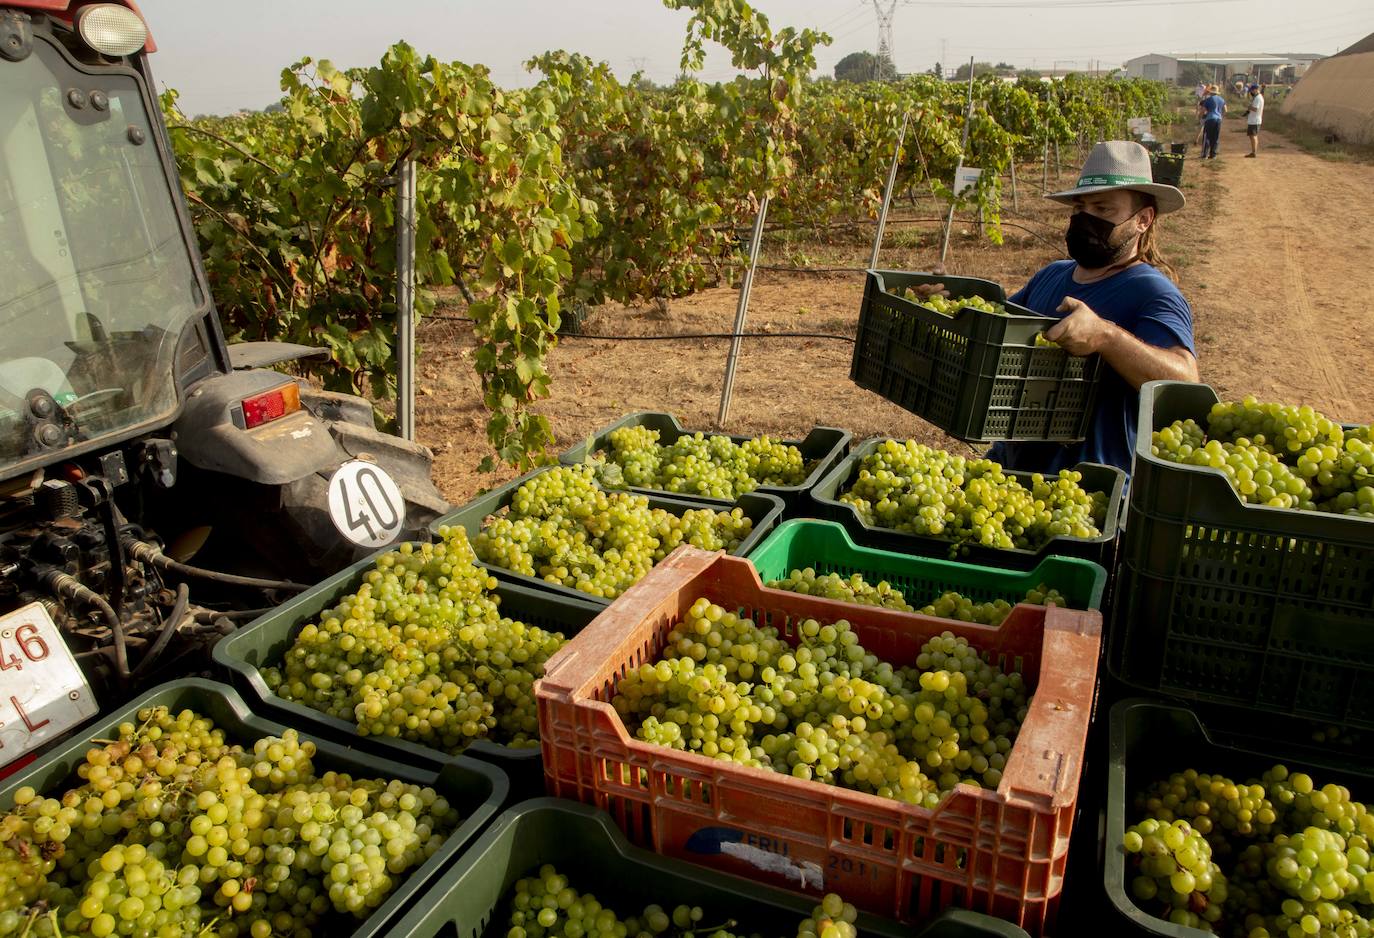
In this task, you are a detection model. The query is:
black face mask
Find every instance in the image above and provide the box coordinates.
[1065,210,1136,269]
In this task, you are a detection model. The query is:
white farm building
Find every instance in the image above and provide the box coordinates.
[1123,52,1325,84]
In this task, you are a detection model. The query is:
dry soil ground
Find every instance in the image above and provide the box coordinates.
[414,123,1374,505]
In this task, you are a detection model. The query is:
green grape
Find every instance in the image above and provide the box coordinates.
[0,708,460,938]
[765,568,914,611]
[838,440,1106,557]
[765,569,1072,624]
[471,465,755,599]
[499,864,856,938]
[1154,399,1374,516]
[1129,761,1374,938]
[900,289,1009,317]
[1208,397,1344,458]
[588,426,810,501]
[265,529,566,752]
[612,597,1028,806]
[1154,431,1316,510]
[1122,817,1228,933]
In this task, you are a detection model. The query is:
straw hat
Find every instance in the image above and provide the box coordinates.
[1046,140,1185,215]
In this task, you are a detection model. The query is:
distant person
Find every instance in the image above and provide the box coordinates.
[1244,83,1264,157]
[1195,81,1207,100]
[1199,85,1227,159]
[1233,78,1244,96]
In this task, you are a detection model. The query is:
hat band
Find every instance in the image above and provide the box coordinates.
[1076,172,1154,187]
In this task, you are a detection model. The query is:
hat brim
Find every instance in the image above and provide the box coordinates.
[1046,181,1186,215]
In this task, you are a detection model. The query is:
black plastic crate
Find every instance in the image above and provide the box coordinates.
[429,466,785,606]
[808,437,1125,572]
[0,679,507,938]
[1149,153,1184,187]
[212,547,602,801]
[558,411,851,512]
[1109,381,1374,732]
[850,271,1101,444]
[386,799,1033,938]
[1104,697,1374,937]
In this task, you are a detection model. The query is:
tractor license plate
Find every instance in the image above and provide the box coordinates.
[0,603,98,768]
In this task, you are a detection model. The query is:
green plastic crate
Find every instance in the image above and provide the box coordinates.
[0,678,508,938]
[212,546,602,800]
[1103,697,1374,937]
[558,411,852,511]
[851,271,1102,444]
[429,466,785,606]
[1109,381,1374,732]
[808,438,1125,571]
[746,519,1106,611]
[385,798,1030,938]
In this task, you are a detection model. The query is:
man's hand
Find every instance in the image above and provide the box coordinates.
[911,264,950,300]
[1045,297,1112,355]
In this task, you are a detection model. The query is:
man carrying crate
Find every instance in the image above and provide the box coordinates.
[920,141,1199,476]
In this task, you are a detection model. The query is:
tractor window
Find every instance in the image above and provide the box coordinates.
[0,40,202,477]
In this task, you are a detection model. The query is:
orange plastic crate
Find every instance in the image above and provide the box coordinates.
[535,548,1101,935]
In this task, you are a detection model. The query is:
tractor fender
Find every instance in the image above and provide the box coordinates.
[173,370,346,486]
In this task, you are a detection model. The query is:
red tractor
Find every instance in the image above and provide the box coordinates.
[0,1,446,770]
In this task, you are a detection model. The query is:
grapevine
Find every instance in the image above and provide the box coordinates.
[163,2,1169,470]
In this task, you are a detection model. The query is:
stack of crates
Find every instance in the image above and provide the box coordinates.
[1100,379,1374,936]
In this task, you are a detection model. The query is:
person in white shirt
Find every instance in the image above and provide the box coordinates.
[1245,84,1265,158]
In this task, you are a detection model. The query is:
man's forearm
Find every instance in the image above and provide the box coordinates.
[1098,322,1200,389]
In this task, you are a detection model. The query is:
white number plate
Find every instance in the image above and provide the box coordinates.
[327,460,406,549]
[0,603,98,768]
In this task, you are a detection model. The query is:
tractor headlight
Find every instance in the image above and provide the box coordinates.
[75,4,147,57]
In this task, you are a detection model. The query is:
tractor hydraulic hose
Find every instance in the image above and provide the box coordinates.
[121,537,310,594]
[39,569,130,680]
[131,582,191,682]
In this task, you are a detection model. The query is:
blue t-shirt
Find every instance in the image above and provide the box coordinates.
[986,260,1194,476]
[1201,94,1225,121]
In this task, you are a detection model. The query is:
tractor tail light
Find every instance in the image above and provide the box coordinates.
[240,383,301,430]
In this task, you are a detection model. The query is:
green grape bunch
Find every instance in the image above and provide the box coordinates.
[588,426,810,501]
[1152,397,1374,517]
[612,598,1029,808]
[498,863,858,938]
[765,567,1071,626]
[900,288,1009,317]
[838,440,1108,556]
[1123,817,1229,931]
[0,707,460,938]
[265,528,567,754]
[471,465,756,599]
[1126,761,1374,937]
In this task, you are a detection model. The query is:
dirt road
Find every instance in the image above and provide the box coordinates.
[1184,125,1374,423]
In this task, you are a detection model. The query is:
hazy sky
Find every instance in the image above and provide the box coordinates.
[137,0,1371,115]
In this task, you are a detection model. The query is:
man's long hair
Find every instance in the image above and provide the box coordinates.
[1129,191,1177,282]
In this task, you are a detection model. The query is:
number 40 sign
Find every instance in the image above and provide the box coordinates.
[326,460,406,549]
